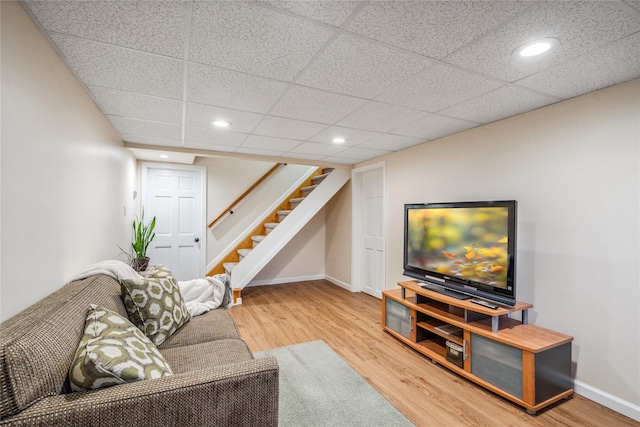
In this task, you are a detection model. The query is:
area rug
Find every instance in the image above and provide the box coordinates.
[255,340,414,427]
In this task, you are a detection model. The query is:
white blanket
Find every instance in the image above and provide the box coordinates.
[178,274,233,316]
[68,259,142,283]
[68,260,232,317]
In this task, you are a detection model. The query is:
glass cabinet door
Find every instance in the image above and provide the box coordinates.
[385,298,412,339]
[471,333,523,399]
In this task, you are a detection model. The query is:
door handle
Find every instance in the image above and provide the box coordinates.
[194,238,200,243]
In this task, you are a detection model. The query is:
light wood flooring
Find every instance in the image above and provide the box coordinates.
[228,280,637,427]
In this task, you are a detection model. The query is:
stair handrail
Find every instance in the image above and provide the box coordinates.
[208,163,284,228]
[206,166,320,276]
[231,168,350,289]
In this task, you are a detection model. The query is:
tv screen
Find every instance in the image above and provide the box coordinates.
[403,200,517,306]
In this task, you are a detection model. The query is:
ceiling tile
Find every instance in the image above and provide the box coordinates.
[186,103,264,133]
[625,0,640,13]
[288,141,347,156]
[188,63,288,114]
[516,33,640,99]
[332,146,391,161]
[297,34,433,99]
[253,117,328,140]
[189,1,334,81]
[336,101,428,133]
[120,134,181,147]
[258,1,361,26]
[241,135,301,152]
[445,1,640,82]
[358,134,426,151]
[88,86,183,124]
[270,86,366,124]
[391,114,480,140]
[25,1,640,165]
[375,64,504,113]
[439,85,559,124]
[184,126,248,147]
[107,116,182,140]
[347,1,530,59]
[50,34,183,99]
[25,1,186,58]
[309,126,381,146]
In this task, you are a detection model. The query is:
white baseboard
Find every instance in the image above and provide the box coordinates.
[574,379,639,422]
[324,275,352,291]
[246,274,325,287]
[243,274,352,291]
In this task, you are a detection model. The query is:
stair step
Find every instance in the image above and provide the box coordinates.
[238,248,251,261]
[290,197,305,209]
[301,184,317,196]
[265,222,278,234]
[323,168,334,174]
[226,168,348,291]
[223,262,238,275]
[251,235,265,248]
[312,173,330,185]
[277,210,292,221]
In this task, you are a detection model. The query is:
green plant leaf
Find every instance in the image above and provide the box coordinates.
[131,209,156,259]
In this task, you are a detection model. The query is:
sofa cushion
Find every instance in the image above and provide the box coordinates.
[121,265,190,346]
[161,339,253,374]
[0,275,127,418]
[159,308,240,350]
[69,305,173,391]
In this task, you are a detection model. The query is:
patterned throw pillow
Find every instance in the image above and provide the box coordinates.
[69,304,173,391]
[120,265,191,346]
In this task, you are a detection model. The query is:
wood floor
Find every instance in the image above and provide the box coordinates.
[228,280,637,427]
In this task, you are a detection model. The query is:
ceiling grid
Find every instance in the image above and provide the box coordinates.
[21,0,640,164]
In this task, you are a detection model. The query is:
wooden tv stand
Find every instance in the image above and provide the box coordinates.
[382,281,573,414]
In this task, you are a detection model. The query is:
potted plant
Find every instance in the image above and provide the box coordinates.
[130,210,156,272]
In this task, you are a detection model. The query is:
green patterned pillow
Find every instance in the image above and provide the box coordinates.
[121,265,190,346]
[69,304,173,391]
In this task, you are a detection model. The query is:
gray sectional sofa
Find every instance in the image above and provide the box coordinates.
[0,274,279,426]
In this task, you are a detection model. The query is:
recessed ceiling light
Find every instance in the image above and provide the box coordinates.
[159,154,169,159]
[514,38,558,58]
[332,137,346,144]
[212,120,231,128]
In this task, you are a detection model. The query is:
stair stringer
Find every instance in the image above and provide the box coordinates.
[231,168,350,289]
[206,165,317,274]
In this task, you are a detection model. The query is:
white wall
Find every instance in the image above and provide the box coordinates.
[336,79,638,413]
[197,158,311,261]
[0,2,136,321]
[251,210,326,285]
[325,181,352,287]
[197,156,275,243]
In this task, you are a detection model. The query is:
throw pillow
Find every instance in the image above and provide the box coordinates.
[121,265,191,346]
[69,304,173,391]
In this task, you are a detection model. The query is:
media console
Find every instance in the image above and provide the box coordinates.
[382,281,574,414]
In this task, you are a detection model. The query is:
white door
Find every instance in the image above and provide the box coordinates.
[142,164,206,281]
[353,163,385,298]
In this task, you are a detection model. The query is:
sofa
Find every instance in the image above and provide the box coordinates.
[0,274,279,426]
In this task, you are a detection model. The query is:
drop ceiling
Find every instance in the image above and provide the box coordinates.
[23,1,640,165]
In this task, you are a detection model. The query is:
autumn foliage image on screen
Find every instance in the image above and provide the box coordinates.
[407,207,510,289]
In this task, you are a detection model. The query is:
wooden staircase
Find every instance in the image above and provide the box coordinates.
[207,168,334,277]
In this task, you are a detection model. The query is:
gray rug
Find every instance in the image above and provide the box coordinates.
[255,340,415,427]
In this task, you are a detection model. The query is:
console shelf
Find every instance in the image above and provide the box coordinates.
[382,281,574,414]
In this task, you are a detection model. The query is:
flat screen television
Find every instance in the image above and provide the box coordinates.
[403,200,517,306]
